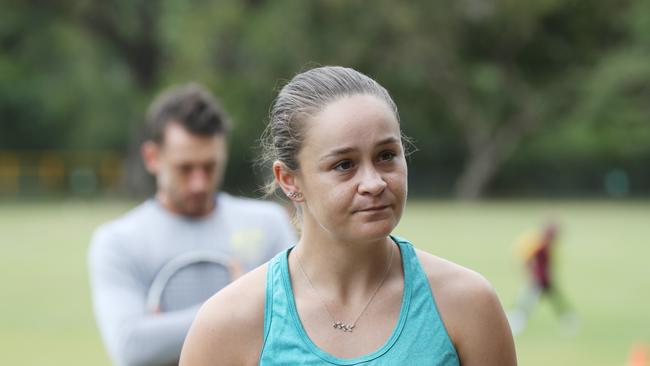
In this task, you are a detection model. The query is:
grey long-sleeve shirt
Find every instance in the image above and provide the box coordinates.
[88,193,296,366]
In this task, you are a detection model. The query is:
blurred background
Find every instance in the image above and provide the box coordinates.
[1,0,648,365]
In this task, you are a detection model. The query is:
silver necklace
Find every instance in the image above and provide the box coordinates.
[296,244,395,333]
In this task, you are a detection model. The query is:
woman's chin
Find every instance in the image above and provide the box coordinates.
[348,221,397,242]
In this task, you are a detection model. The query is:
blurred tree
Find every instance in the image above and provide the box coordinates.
[500,0,650,196]
[334,0,630,199]
[0,1,136,151]
[1,0,649,198]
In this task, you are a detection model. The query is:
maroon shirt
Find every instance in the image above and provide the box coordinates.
[529,224,557,289]
[530,242,551,288]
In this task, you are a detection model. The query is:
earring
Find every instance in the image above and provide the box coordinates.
[286,191,302,199]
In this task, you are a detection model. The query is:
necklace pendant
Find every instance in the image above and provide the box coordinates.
[333,321,355,332]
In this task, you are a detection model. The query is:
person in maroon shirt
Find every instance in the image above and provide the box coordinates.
[530,223,555,290]
[507,222,578,336]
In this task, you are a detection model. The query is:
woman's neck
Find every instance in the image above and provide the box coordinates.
[290,227,395,301]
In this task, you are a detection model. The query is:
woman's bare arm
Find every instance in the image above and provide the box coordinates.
[450,274,516,365]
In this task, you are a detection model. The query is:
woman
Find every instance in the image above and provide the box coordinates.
[180,66,517,365]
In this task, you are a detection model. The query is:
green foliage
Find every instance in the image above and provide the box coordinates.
[1,0,649,196]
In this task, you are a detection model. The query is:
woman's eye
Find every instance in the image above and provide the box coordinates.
[379,151,396,161]
[333,160,354,171]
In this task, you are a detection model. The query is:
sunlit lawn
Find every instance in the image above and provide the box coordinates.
[1,199,648,365]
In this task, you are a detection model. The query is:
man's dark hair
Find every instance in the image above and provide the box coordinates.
[145,82,231,144]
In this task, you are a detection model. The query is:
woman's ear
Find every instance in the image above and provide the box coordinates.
[273,161,304,202]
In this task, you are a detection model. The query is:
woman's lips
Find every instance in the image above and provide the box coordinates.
[356,205,390,213]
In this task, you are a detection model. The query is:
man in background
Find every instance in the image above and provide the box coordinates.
[88,83,295,366]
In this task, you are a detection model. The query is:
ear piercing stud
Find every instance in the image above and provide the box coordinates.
[286,191,303,199]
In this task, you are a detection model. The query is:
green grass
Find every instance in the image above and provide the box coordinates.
[0,200,132,366]
[1,199,648,365]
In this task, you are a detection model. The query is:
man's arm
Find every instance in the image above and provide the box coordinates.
[88,228,199,366]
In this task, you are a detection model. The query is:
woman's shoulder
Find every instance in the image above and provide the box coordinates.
[414,249,499,329]
[414,249,517,365]
[180,263,269,366]
[414,249,495,301]
[199,262,269,330]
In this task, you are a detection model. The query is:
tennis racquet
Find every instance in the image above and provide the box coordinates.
[146,251,244,313]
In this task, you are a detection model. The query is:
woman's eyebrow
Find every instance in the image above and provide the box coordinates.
[319,137,400,161]
[376,137,399,146]
[319,146,356,162]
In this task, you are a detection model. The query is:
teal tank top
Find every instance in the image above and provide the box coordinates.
[259,236,460,365]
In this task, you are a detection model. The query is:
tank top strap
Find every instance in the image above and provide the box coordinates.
[262,249,288,345]
[392,235,428,296]
[391,236,460,365]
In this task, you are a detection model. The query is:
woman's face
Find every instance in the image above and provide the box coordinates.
[294,94,408,243]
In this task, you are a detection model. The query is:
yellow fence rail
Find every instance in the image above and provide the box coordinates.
[0,150,124,195]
